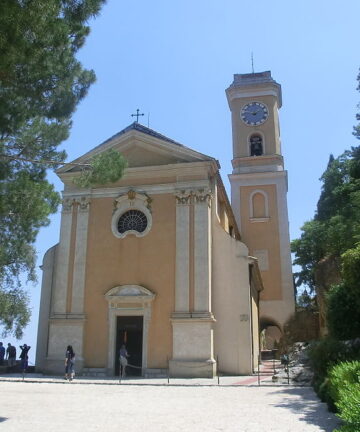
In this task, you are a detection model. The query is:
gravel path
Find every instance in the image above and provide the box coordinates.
[0,381,340,431]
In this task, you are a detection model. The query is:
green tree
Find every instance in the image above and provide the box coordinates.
[74,149,127,188]
[0,0,111,337]
[292,70,360,337]
[353,68,360,140]
[327,244,360,339]
[292,147,360,293]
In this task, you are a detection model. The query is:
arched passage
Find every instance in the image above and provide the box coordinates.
[260,317,282,350]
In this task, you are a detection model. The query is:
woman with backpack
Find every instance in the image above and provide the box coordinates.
[64,345,75,381]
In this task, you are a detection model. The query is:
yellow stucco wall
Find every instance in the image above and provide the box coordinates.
[239,184,282,301]
[82,194,176,368]
[212,216,254,375]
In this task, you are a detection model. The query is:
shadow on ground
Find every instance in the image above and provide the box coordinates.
[0,417,8,423]
[270,387,341,432]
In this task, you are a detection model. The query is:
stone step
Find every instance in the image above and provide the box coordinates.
[144,368,168,378]
[0,364,35,373]
[82,368,107,377]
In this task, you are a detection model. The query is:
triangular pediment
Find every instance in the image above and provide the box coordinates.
[105,285,156,304]
[57,122,214,174]
[119,139,200,168]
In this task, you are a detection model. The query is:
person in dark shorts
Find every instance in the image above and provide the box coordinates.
[6,343,16,368]
[64,345,75,381]
[19,344,31,372]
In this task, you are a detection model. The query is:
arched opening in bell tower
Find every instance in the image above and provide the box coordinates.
[249,134,264,156]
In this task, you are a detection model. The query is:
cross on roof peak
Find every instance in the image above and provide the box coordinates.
[131,109,144,123]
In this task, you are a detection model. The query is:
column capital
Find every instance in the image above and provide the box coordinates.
[62,196,91,213]
[175,189,192,205]
[61,198,75,213]
[193,188,212,205]
[76,196,91,212]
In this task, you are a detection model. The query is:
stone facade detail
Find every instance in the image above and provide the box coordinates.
[174,189,191,313]
[193,188,212,205]
[175,189,192,205]
[112,190,153,238]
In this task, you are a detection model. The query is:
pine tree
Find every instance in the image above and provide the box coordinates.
[0,0,108,337]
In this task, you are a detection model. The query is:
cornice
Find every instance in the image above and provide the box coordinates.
[229,170,288,181]
[226,88,281,106]
[232,154,283,167]
[49,314,86,322]
[225,73,282,108]
[62,179,212,199]
[59,160,218,184]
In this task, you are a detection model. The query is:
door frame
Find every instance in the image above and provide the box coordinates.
[105,285,155,376]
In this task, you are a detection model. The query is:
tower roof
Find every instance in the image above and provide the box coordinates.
[226,71,282,107]
[229,71,276,87]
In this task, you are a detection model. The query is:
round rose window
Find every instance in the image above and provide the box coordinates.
[117,209,148,234]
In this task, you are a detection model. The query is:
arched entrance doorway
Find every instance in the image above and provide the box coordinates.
[260,317,282,351]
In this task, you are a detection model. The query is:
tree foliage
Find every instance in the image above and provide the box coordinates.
[330,361,360,432]
[74,149,128,188]
[327,282,360,340]
[292,146,360,293]
[327,244,360,339]
[0,0,107,337]
[353,69,360,140]
[292,70,360,338]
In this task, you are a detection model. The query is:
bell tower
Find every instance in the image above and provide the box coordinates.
[226,71,295,334]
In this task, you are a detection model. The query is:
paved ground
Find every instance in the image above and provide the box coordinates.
[0,375,340,431]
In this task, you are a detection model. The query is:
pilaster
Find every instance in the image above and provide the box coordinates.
[52,198,75,314]
[170,188,215,377]
[174,190,191,314]
[71,197,90,314]
[193,189,212,314]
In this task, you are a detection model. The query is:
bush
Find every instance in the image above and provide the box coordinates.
[308,338,349,380]
[329,361,360,403]
[308,338,360,410]
[317,377,336,412]
[327,283,360,340]
[330,361,360,432]
[335,385,360,432]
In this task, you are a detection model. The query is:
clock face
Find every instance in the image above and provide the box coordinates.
[241,102,269,126]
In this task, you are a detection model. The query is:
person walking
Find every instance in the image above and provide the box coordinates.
[19,344,31,373]
[6,343,16,368]
[64,345,75,381]
[119,344,129,378]
[0,342,5,366]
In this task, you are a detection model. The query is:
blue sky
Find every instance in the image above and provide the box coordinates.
[4,0,359,363]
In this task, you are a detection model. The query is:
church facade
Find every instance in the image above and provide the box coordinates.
[36,71,294,377]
